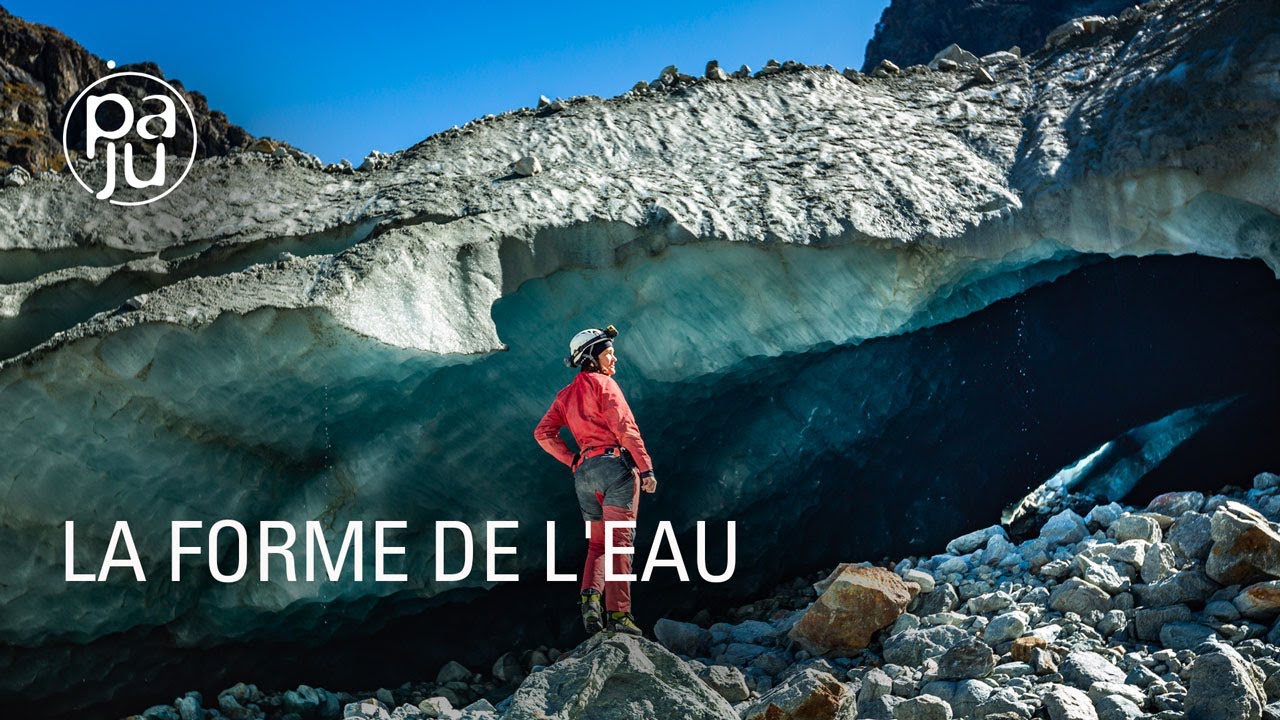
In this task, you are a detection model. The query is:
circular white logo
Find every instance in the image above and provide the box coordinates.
[62,71,198,206]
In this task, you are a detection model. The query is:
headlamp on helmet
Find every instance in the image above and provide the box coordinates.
[565,324,618,368]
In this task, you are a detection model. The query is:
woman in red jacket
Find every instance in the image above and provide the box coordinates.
[534,325,657,636]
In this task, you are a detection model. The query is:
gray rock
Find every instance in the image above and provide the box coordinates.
[1159,622,1220,650]
[511,156,542,177]
[1184,645,1266,720]
[1059,651,1126,690]
[1086,504,1125,530]
[1168,512,1214,562]
[883,625,968,666]
[437,661,472,685]
[1087,683,1145,710]
[973,67,996,85]
[953,680,994,717]
[897,695,954,720]
[1030,647,1059,675]
[916,584,960,615]
[1148,491,1206,517]
[704,60,729,82]
[949,526,1007,555]
[1094,695,1142,720]
[1078,558,1130,594]
[975,693,1034,720]
[1042,684,1098,720]
[142,706,180,720]
[1208,600,1243,621]
[1050,578,1111,615]
[1097,609,1128,637]
[503,634,737,719]
[1256,473,1280,491]
[345,699,391,720]
[1142,543,1177,584]
[1134,605,1193,641]
[928,43,981,70]
[968,592,1015,615]
[1138,570,1221,607]
[938,637,996,680]
[284,685,321,716]
[655,618,712,657]
[719,642,768,665]
[1110,515,1162,544]
[903,569,937,593]
[938,556,970,575]
[985,611,1030,644]
[175,694,203,720]
[492,652,524,685]
[1042,510,1089,546]
[697,664,749,703]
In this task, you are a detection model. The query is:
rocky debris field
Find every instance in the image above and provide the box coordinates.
[122,470,1280,720]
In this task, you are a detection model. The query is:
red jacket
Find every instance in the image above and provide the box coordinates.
[535,371,653,474]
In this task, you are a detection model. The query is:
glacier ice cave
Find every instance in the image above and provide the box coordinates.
[0,0,1278,715]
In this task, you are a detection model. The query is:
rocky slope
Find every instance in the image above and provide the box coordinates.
[861,0,1135,72]
[121,471,1280,720]
[0,5,254,172]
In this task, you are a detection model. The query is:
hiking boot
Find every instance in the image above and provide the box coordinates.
[579,589,604,634]
[606,610,642,636]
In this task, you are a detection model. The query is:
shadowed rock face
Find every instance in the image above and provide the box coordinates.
[0,0,1277,716]
[861,0,1133,72]
[0,6,253,172]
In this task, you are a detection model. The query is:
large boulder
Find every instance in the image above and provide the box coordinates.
[1206,502,1280,585]
[742,668,848,720]
[502,634,737,720]
[790,566,912,656]
[1184,645,1266,720]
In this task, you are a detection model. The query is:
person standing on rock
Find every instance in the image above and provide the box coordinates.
[534,325,657,637]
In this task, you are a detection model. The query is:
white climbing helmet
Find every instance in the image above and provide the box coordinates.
[566,325,618,367]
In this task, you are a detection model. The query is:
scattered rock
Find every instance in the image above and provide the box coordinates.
[1149,491,1206,516]
[697,664,750,703]
[511,156,542,177]
[1042,684,1098,720]
[1234,582,1280,621]
[742,668,846,720]
[985,611,1030,644]
[937,637,996,680]
[928,44,980,70]
[1011,636,1047,663]
[1049,578,1111,615]
[1110,515,1162,544]
[1059,651,1126,690]
[896,695,954,720]
[504,635,736,719]
[655,618,712,657]
[1041,510,1089,546]
[948,526,1006,555]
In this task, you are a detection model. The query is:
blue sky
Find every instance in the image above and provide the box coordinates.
[8,1,889,164]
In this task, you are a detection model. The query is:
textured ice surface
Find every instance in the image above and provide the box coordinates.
[0,0,1278,713]
[1003,397,1238,525]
